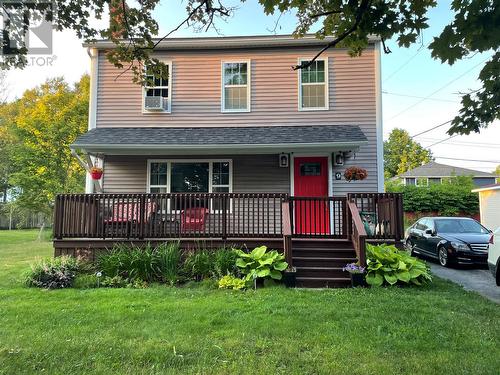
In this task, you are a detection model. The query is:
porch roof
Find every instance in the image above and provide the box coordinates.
[71,125,368,155]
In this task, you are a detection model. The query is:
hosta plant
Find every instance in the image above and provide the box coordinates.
[234,246,288,283]
[365,243,432,287]
[218,275,246,290]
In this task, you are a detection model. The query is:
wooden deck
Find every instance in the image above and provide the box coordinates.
[53,192,404,287]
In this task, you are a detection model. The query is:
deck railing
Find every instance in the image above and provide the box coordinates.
[53,193,288,240]
[347,193,404,240]
[288,196,348,238]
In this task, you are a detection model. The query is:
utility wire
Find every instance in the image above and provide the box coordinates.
[388,57,489,121]
[383,43,427,83]
[410,120,453,138]
[425,135,459,148]
[434,156,500,164]
[382,90,458,103]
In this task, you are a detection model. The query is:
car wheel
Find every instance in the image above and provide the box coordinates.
[438,247,449,267]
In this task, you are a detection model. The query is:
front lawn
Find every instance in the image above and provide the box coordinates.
[0,230,499,374]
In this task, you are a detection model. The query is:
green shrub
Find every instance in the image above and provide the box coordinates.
[212,248,239,278]
[218,275,246,290]
[156,242,181,285]
[73,274,100,289]
[25,256,80,289]
[234,246,288,282]
[365,243,432,287]
[101,275,128,288]
[386,176,479,215]
[183,250,214,281]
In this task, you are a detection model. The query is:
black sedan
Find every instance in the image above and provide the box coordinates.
[405,217,492,267]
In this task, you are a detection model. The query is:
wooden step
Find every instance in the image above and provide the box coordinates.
[295,266,348,278]
[293,248,356,258]
[296,276,351,288]
[293,256,357,267]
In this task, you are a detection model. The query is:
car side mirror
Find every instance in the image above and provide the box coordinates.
[425,229,435,236]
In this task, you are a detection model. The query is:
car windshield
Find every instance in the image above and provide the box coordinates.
[434,219,488,234]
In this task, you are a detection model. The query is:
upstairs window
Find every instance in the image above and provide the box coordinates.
[144,63,171,112]
[222,61,250,112]
[299,59,328,110]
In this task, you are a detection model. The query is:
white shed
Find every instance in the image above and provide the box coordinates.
[472,184,500,231]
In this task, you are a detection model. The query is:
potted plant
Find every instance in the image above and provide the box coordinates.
[90,167,103,180]
[343,263,367,287]
[343,166,368,182]
[283,266,297,288]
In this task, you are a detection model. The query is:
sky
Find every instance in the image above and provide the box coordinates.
[4,0,499,173]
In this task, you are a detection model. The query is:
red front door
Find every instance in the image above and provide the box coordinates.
[293,156,330,234]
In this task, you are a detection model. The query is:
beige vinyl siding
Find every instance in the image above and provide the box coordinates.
[102,154,290,194]
[478,190,500,231]
[96,46,375,127]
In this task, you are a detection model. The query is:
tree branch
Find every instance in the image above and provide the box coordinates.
[293,0,372,71]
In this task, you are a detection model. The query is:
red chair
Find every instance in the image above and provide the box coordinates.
[105,201,156,237]
[181,207,208,233]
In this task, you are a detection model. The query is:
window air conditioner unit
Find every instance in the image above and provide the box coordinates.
[145,96,167,111]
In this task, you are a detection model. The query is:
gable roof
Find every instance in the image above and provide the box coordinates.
[398,161,495,178]
[71,125,368,154]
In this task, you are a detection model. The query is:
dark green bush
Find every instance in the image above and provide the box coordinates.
[387,176,479,215]
[183,250,214,281]
[25,256,80,289]
[212,248,239,278]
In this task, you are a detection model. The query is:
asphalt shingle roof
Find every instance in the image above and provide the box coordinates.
[398,161,495,178]
[72,125,368,147]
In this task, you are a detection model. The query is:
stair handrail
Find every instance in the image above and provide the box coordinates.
[347,201,368,267]
[282,200,293,267]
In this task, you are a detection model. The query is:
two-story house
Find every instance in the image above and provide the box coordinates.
[55,35,403,287]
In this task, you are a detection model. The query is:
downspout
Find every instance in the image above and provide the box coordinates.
[85,47,99,193]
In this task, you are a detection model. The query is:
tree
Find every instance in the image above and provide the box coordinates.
[6,76,89,218]
[384,128,433,178]
[494,165,500,182]
[0,1,498,134]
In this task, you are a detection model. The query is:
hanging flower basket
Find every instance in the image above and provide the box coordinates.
[90,167,103,180]
[344,166,368,182]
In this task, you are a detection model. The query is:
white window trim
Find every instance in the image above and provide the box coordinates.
[221,60,251,113]
[147,159,233,213]
[142,61,173,114]
[297,57,329,111]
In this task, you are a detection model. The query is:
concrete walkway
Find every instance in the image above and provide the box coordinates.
[430,263,500,304]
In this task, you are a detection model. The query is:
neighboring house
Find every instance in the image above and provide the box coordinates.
[55,35,404,287]
[472,184,500,231]
[396,162,496,187]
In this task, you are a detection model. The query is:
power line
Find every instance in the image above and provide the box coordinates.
[425,135,459,148]
[435,156,500,164]
[410,120,453,138]
[388,57,489,121]
[382,90,457,103]
[383,44,427,83]
[419,138,500,148]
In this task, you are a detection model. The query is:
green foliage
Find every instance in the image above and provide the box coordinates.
[183,250,213,281]
[365,243,432,287]
[73,274,100,289]
[384,128,433,178]
[218,275,246,290]
[100,275,129,288]
[25,256,80,289]
[387,176,478,214]
[156,242,181,285]
[213,248,239,279]
[97,242,181,284]
[234,246,288,282]
[1,76,89,216]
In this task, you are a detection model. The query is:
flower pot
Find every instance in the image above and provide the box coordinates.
[90,171,103,180]
[350,273,367,288]
[283,268,297,288]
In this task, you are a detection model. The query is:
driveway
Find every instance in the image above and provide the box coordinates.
[430,263,500,304]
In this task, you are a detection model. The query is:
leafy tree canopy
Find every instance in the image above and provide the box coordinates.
[1,76,89,216]
[384,128,433,178]
[0,0,498,135]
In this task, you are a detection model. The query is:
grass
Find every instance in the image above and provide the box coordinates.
[0,230,499,374]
